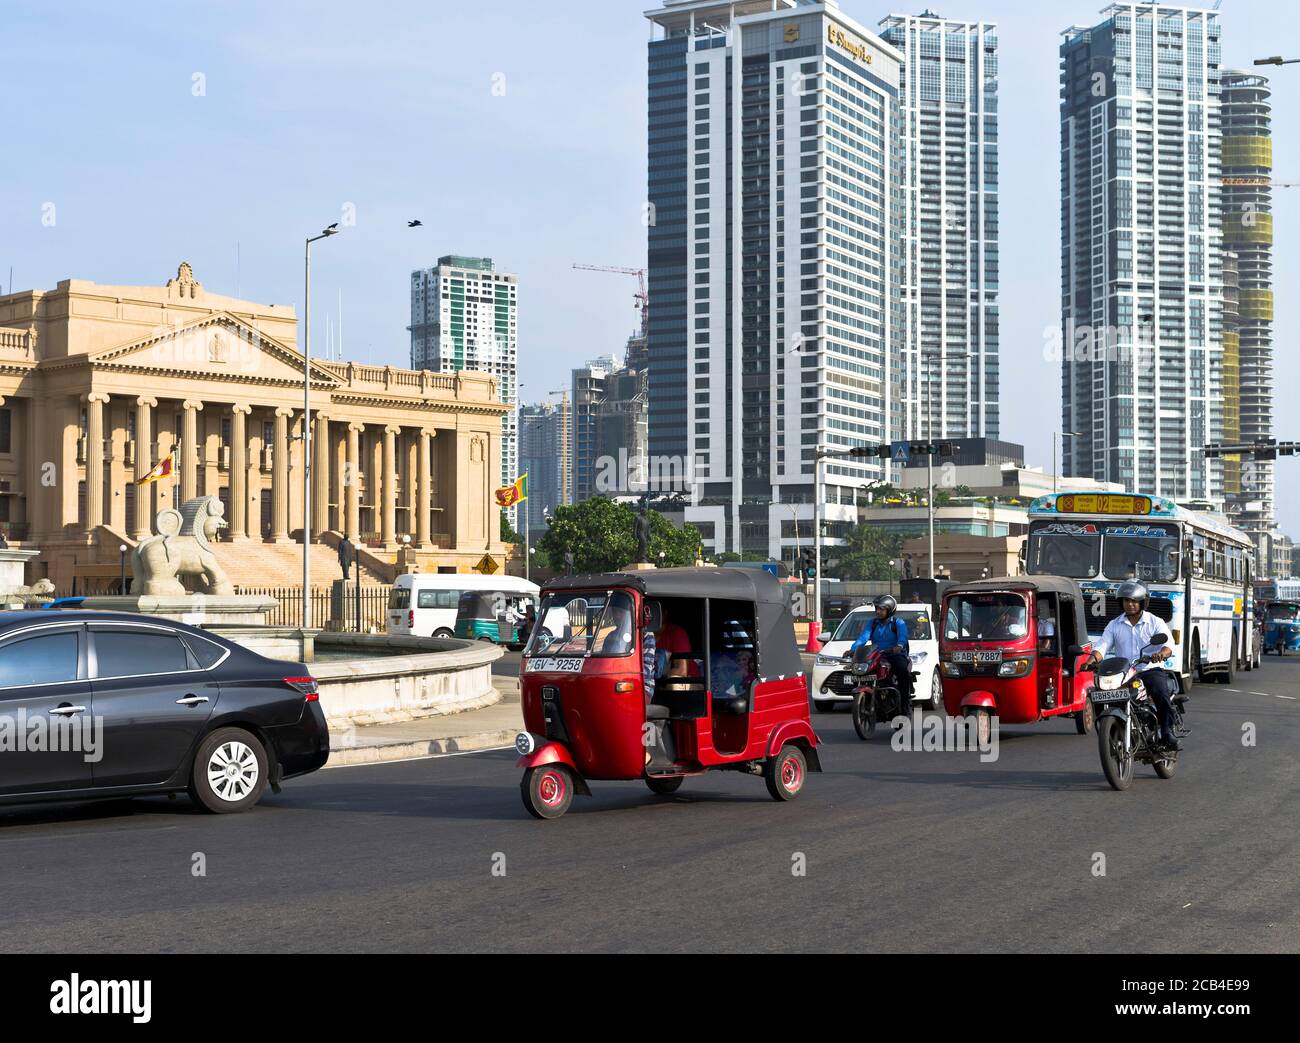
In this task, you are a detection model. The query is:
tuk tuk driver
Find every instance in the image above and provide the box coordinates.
[1088,581,1180,751]
[849,594,913,705]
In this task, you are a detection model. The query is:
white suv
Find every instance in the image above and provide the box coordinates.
[810,603,942,714]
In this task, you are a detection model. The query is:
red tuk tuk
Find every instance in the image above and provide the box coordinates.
[515,568,821,819]
[939,576,1096,741]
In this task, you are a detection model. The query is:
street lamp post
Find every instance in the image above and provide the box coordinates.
[1054,430,1081,495]
[302,222,339,630]
[119,543,128,593]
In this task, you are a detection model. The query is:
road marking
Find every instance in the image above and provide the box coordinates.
[1275,694,1297,701]
[1224,688,1242,693]
[0,825,179,843]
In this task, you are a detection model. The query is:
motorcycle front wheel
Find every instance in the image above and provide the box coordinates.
[852,690,877,740]
[1097,715,1134,791]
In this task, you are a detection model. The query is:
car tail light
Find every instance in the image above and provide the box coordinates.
[408,610,414,629]
[285,676,319,701]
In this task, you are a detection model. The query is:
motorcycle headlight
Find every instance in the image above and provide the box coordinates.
[1096,672,1124,691]
[852,661,870,675]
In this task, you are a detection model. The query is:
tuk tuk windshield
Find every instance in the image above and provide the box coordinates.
[526,590,637,657]
[1266,602,1300,621]
[944,592,1030,642]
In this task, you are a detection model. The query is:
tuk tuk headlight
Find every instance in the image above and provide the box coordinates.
[940,661,962,678]
[997,658,1032,678]
[514,732,536,756]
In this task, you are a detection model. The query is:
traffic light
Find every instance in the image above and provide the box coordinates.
[801,547,817,581]
[847,444,890,458]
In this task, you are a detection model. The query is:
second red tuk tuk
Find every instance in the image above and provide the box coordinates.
[939,576,1096,741]
[515,567,821,819]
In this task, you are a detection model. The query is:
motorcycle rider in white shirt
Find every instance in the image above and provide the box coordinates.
[1088,581,1181,751]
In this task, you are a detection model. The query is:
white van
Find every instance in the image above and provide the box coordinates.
[386,574,539,639]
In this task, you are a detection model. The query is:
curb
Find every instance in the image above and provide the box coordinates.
[325,727,519,767]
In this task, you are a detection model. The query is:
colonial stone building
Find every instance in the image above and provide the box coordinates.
[0,264,508,590]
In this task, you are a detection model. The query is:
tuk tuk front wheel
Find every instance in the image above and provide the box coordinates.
[645,775,684,796]
[852,691,877,739]
[963,707,993,747]
[1074,698,1095,735]
[765,745,807,801]
[522,765,575,820]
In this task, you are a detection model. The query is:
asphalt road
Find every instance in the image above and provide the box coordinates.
[1,658,1296,954]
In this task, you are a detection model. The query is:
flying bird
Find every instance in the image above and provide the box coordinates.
[408,219,423,227]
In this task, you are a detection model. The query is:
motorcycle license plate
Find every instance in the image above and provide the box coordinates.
[951,650,1002,664]
[1090,690,1131,704]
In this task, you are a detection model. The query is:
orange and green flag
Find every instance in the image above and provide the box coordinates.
[136,444,177,486]
[494,472,528,508]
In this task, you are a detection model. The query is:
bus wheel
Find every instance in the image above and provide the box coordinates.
[1192,636,1207,685]
[1219,649,1235,685]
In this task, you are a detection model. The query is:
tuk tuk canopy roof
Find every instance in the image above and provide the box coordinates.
[541,568,803,678]
[942,575,1092,649]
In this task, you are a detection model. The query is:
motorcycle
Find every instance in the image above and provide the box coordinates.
[850,645,917,740]
[1087,635,1189,791]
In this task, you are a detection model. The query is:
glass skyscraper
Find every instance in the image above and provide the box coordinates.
[409,255,519,490]
[880,13,999,442]
[1059,4,1223,502]
[646,0,904,560]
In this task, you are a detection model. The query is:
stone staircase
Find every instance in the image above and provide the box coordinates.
[221,540,391,590]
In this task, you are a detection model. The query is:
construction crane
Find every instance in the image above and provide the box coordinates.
[572,264,648,337]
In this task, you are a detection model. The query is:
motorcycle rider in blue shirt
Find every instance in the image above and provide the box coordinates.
[849,594,913,708]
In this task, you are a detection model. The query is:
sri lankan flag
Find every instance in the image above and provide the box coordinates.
[494,473,528,508]
[137,444,177,486]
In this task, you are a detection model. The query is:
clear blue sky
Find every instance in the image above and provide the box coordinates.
[3,0,1296,532]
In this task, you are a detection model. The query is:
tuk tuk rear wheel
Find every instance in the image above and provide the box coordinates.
[522,765,575,820]
[765,745,807,801]
[1075,698,1095,735]
[852,691,877,739]
[645,775,684,796]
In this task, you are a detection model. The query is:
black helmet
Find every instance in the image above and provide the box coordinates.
[1117,581,1149,611]
[873,594,897,616]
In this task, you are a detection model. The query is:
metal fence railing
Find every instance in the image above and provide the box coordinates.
[236,584,392,632]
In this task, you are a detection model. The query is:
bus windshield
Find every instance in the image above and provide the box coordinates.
[1026,522,1101,578]
[1100,523,1181,582]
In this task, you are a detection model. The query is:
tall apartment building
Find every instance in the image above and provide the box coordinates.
[410,256,519,490]
[519,401,569,537]
[571,354,619,502]
[1060,3,1223,503]
[646,0,904,560]
[880,12,999,441]
[1219,68,1276,563]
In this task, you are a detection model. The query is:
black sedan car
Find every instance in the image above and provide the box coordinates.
[0,611,328,813]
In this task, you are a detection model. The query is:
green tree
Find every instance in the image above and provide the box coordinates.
[536,497,702,573]
[500,510,521,546]
[832,523,905,581]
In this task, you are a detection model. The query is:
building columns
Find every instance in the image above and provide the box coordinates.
[416,429,433,547]
[271,407,292,543]
[345,422,362,540]
[230,404,251,539]
[312,414,330,538]
[381,425,399,547]
[133,397,156,539]
[84,392,109,529]
[180,399,202,501]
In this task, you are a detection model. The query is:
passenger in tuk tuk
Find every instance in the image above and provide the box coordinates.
[1036,599,1057,656]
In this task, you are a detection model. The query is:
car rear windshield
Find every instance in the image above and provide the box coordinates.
[527,591,636,657]
[944,593,1029,641]
[389,587,410,610]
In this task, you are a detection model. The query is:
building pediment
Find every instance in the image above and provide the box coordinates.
[84,312,340,388]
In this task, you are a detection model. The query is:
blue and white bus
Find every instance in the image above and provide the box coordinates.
[1025,492,1256,688]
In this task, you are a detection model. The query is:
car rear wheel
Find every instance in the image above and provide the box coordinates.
[433,628,454,639]
[189,727,268,814]
[764,745,807,801]
[521,765,574,819]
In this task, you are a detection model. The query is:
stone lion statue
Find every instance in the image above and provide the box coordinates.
[131,496,234,596]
